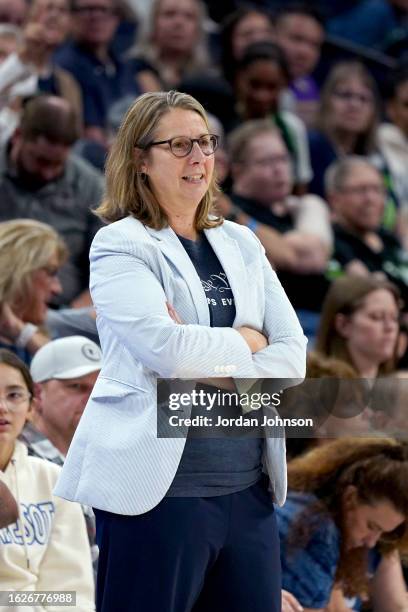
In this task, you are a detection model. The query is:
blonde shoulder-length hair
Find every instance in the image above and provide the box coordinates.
[96,90,222,230]
[0,219,67,307]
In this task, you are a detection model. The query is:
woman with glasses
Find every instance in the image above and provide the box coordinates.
[0,219,67,363]
[308,62,384,199]
[0,349,95,607]
[54,90,307,612]
[325,156,408,309]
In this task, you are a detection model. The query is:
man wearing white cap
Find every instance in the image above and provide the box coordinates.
[20,335,102,576]
[21,335,102,462]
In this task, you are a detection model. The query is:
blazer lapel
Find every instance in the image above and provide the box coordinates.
[144,225,210,325]
[204,225,249,327]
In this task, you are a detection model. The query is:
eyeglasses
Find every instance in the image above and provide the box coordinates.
[44,3,69,15]
[141,134,219,158]
[340,184,386,197]
[332,90,374,105]
[72,5,117,16]
[0,391,32,411]
[249,153,290,167]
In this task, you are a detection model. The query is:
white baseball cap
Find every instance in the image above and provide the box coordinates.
[30,336,102,383]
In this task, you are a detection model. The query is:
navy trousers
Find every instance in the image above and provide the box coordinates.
[94,477,281,612]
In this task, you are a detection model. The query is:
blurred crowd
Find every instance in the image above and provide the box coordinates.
[0,0,408,610]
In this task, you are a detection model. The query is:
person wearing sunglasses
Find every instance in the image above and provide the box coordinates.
[55,90,307,612]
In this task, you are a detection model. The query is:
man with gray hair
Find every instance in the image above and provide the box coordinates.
[22,335,102,461]
[325,155,408,306]
[20,335,102,575]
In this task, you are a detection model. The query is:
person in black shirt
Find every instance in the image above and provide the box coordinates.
[326,156,408,309]
[228,118,331,314]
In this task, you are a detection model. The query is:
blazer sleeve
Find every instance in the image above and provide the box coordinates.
[90,225,256,379]
[236,230,307,390]
[252,250,307,378]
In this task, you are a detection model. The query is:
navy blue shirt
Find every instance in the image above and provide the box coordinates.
[276,491,341,608]
[276,491,383,610]
[307,129,337,198]
[55,42,140,128]
[38,73,58,95]
[166,232,264,497]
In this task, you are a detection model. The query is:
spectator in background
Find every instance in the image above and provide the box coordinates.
[130,0,211,91]
[325,156,408,305]
[308,62,380,199]
[370,373,408,437]
[378,66,408,243]
[219,6,275,84]
[0,0,84,144]
[0,24,21,63]
[20,336,102,574]
[315,275,400,377]
[23,336,101,461]
[228,41,312,193]
[0,349,95,608]
[55,0,140,146]
[0,95,103,306]
[326,0,408,52]
[277,438,408,612]
[0,0,28,26]
[274,4,325,127]
[285,352,371,461]
[0,219,67,361]
[179,6,276,129]
[227,119,331,322]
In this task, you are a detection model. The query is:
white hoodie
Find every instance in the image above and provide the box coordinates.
[0,441,95,612]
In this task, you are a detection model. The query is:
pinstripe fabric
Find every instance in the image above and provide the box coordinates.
[54,216,307,514]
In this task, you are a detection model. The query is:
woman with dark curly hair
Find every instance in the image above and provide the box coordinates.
[277,438,408,611]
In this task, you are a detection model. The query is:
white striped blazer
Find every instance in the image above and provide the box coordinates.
[54,215,307,514]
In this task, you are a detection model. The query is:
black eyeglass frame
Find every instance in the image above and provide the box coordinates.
[139,134,219,158]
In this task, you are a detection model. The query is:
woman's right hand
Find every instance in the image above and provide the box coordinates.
[237,326,268,353]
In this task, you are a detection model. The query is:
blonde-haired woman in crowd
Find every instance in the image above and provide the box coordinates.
[308,61,381,199]
[0,219,67,360]
[130,0,212,90]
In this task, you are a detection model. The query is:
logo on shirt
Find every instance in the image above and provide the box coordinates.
[201,272,231,293]
[0,501,55,546]
[201,273,234,307]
